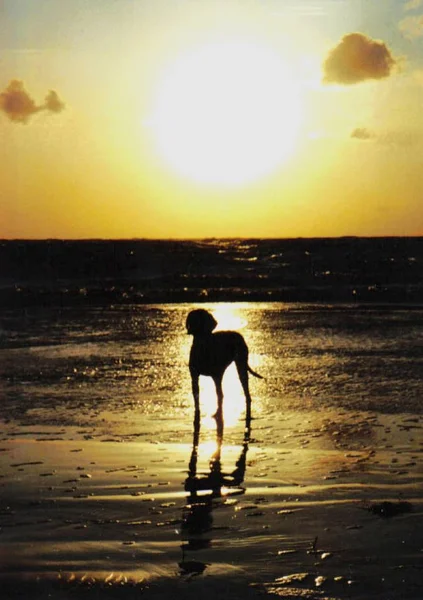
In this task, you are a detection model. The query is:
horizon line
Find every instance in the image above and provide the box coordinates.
[1,235,423,243]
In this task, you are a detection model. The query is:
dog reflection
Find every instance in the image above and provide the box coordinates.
[181,418,250,549]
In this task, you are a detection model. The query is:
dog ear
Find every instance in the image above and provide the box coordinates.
[186,309,217,335]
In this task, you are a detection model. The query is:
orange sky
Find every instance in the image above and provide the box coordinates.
[2,0,423,238]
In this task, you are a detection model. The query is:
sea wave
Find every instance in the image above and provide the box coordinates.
[1,238,423,306]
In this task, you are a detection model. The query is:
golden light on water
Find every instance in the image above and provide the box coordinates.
[212,304,248,331]
[199,364,246,428]
[197,439,221,458]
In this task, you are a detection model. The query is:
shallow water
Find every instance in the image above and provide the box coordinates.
[1,303,423,430]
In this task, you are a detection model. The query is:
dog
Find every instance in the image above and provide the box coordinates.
[186,309,262,421]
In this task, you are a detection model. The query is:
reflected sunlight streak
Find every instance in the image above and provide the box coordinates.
[200,364,246,427]
[212,304,248,332]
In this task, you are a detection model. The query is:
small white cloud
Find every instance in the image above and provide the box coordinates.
[404,0,423,12]
[399,14,423,38]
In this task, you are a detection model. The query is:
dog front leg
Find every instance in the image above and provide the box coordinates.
[213,375,224,421]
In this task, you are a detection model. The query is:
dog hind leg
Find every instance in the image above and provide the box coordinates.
[190,369,200,416]
[235,359,252,421]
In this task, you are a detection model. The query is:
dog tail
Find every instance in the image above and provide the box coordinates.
[248,365,264,379]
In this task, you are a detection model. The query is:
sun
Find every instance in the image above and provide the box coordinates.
[148,38,303,186]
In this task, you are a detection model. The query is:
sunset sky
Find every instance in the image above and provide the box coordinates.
[2,0,423,239]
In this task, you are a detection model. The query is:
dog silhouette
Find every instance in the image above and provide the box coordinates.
[186,309,262,421]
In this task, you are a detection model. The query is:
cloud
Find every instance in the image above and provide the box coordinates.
[404,0,423,11]
[44,90,65,113]
[399,14,423,38]
[0,80,65,123]
[323,33,396,85]
[0,80,38,123]
[351,127,375,140]
[351,127,421,146]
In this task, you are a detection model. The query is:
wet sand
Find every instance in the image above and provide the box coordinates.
[1,408,423,599]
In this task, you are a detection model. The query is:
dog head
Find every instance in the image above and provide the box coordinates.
[186,309,217,336]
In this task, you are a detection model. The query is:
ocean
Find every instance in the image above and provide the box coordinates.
[1,237,423,306]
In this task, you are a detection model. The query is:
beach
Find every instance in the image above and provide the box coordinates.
[1,302,423,599]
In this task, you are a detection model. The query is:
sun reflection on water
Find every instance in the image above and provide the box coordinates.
[197,439,220,457]
[199,365,246,427]
[211,304,248,332]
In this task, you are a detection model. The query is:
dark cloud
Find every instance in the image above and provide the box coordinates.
[351,127,375,140]
[43,90,65,114]
[0,80,39,123]
[323,33,396,85]
[0,80,65,123]
[351,127,421,147]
